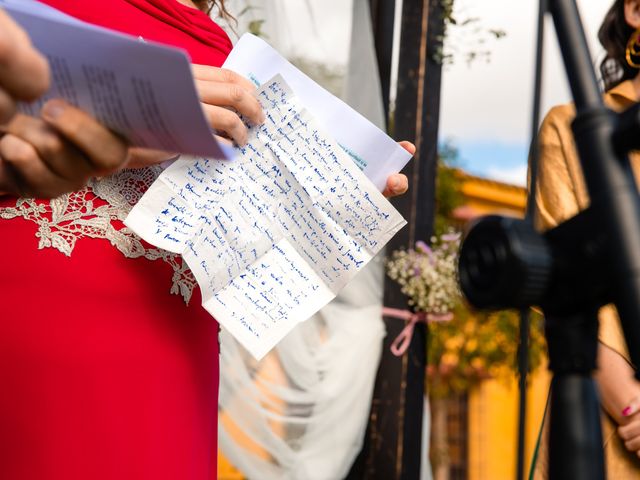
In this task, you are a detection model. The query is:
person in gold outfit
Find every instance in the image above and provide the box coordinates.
[532,1,640,477]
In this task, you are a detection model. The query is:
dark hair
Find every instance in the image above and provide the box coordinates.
[599,0,636,91]
[193,0,232,19]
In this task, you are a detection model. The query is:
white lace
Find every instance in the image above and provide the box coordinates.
[0,166,197,304]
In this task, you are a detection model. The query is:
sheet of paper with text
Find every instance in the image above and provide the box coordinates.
[0,0,232,159]
[126,76,406,359]
[224,34,412,191]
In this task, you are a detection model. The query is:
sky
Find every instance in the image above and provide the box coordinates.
[438,0,611,185]
[225,0,612,186]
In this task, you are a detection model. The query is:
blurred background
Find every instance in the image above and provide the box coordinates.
[212,1,611,479]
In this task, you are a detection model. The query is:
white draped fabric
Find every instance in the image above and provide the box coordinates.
[218,260,385,479]
[216,2,432,479]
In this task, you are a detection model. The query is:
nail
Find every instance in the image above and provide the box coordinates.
[41,100,66,120]
[623,406,632,417]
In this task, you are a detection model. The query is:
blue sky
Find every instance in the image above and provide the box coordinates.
[437,0,609,186]
[444,139,529,185]
[227,0,610,187]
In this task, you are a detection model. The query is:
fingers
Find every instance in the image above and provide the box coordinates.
[399,140,416,156]
[0,10,50,120]
[191,65,256,91]
[40,99,129,175]
[619,423,640,453]
[0,89,17,125]
[381,140,415,198]
[0,133,79,198]
[623,397,640,418]
[201,103,251,146]
[3,112,93,181]
[382,173,409,198]
[214,134,234,147]
[619,398,640,455]
[191,66,264,146]
[127,147,177,169]
[195,78,264,126]
[619,421,640,441]
[0,100,129,198]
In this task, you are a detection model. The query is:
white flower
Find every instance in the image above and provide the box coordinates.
[386,230,461,316]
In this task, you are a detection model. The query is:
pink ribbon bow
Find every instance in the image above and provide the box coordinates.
[383,307,453,356]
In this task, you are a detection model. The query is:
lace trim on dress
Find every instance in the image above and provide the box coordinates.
[0,166,197,304]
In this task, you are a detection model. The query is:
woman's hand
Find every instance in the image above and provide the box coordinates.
[0,99,129,198]
[594,342,640,456]
[619,396,640,456]
[382,141,415,198]
[192,65,264,146]
[0,10,50,124]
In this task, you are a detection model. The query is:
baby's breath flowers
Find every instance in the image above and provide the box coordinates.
[386,232,461,316]
[386,231,546,397]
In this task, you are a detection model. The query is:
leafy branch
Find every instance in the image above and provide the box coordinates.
[434,0,507,66]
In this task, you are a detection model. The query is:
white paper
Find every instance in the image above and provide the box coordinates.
[126,76,406,359]
[0,0,233,159]
[223,34,412,191]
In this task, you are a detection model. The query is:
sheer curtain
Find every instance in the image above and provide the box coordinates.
[216,1,392,479]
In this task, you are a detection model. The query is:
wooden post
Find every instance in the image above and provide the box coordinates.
[348,0,445,478]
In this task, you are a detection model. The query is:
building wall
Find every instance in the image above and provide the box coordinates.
[467,369,551,480]
[457,171,550,480]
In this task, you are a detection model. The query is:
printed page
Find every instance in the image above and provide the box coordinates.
[126,75,406,359]
[223,33,412,191]
[0,0,233,159]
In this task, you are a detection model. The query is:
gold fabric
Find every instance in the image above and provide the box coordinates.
[532,80,640,478]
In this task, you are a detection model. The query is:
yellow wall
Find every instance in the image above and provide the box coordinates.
[455,170,527,219]
[467,368,551,480]
[460,171,550,480]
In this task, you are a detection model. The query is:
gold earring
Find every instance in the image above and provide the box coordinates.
[626,28,640,69]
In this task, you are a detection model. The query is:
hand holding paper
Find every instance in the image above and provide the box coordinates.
[126,75,407,359]
[191,65,265,146]
[223,34,412,191]
[0,0,233,159]
[0,100,129,198]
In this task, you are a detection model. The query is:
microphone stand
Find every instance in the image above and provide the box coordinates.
[459,0,640,478]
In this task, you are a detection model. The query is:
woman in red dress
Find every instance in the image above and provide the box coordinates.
[0,2,250,479]
[0,2,412,478]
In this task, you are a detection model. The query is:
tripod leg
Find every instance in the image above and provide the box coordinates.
[549,375,605,479]
[546,310,605,480]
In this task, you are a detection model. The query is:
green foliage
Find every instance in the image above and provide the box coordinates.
[434,142,464,235]
[434,0,507,66]
[427,307,546,398]
[248,19,266,37]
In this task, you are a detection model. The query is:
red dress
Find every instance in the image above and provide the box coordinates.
[0,2,231,479]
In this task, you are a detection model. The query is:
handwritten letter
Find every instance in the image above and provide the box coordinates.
[126,76,406,359]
